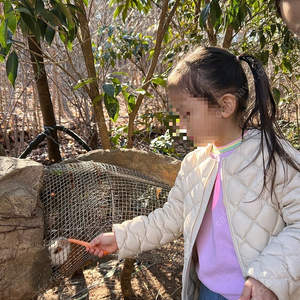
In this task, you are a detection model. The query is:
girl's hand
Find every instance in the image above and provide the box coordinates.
[238,277,278,300]
[86,232,118,258]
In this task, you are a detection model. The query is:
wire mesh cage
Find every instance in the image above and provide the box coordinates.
[41,161,172,279]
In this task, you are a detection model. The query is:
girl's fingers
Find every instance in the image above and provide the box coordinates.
[90,235,102,247]
[98,250,107,258]
[94,248,105,257]
[93,248,99,256]
[86,247,94,254]
[86,245,109,257]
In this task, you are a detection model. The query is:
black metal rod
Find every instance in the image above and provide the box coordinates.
[19,125,92,159]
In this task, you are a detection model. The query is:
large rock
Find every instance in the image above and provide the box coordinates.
[0,157,52,300]
[65,148,181,186]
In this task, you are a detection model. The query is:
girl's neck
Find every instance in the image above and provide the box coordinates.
[213,125,243,147]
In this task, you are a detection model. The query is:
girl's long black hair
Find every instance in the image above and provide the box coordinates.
[168,46,300,197]
[239,54,300,195]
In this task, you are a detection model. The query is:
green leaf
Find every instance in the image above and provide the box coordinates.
[245,4,252,19]
[113,4,123,19]
[127,94,135,113]
[45,25,56,45]
[111,77,120,84]
[15,7,33,15]
[73,77,97,90]
[7,14,17,34]
[65,4,85,15]
[136,88,153,98]
[151,77,167,87]
[210,0,221,28]
[50,7,67,29]
[259,32,266,49]
[260,50,269,65]
[200,3,210,28]
[0,44,8,62]
[103,83,115,97]
[39,9,62,27]
[272,87,281,105]
[148,48,154,60]
[271,24,276,36]
[4,0,13,15]
[20,12,41,39]
[67,21,77,42]
[122,90,129,99]
[83,0,88,6]
[92,93,104,105]
[122,0,129,23]
[54,0,75,27]
[35,0,45,14]
[6,50,18,87]
[108,25,113,37]
[136,88,147,95]
[4,0,17,34]
[115,84,122,96]
[59,31,66,42]
[37,18,47,37]
[67,39,72,51]
[109,71,129,76]
[19,17,29,35]
[163,31,169,44]
[104,94,119,122]
[110,133,122,146]
[272,43,279,56]
[20,0,34,16]
[283,60,292,73]
[0,20,7,48]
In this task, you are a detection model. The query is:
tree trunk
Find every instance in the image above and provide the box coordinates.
[76,0,111,150]
[126,0,180,148]
[120,258,135,299]
[222,24,234,48]
[27,35,61,162]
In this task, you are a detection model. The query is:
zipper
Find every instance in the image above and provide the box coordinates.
[183,159,218,297]
[221,159,247,278]
[189,159,218,249]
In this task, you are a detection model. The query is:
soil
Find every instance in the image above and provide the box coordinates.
[39,239,184,300]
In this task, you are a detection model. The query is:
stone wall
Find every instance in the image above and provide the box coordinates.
[0,157,52,300]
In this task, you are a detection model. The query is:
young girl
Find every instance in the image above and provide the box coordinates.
[86,47,300,300]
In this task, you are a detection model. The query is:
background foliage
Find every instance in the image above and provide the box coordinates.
[0,0,299,160]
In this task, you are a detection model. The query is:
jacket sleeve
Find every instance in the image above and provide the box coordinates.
[113,171,185,259]
[245,155,300,299]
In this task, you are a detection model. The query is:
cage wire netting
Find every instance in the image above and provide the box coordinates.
[41,161,183,280]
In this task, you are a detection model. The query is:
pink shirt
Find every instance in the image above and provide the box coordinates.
[195,137,246,299]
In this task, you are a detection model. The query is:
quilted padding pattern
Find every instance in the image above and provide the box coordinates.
[113,131,300,300]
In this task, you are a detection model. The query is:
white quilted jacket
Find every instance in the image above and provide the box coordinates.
[114,130,300,300]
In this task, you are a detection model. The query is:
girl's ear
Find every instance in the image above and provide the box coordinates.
[219,94,237,118]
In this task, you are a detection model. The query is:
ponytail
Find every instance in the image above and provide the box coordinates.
[239,54,300,196]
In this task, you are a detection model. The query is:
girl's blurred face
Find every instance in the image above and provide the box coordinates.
[169,92,223,147]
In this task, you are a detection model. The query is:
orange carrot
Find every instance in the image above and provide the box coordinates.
[67,238,109,255]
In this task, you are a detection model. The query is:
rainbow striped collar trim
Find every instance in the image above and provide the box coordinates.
[211,131,250,154]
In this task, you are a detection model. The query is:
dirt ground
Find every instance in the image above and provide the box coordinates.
[39,239,184,300]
